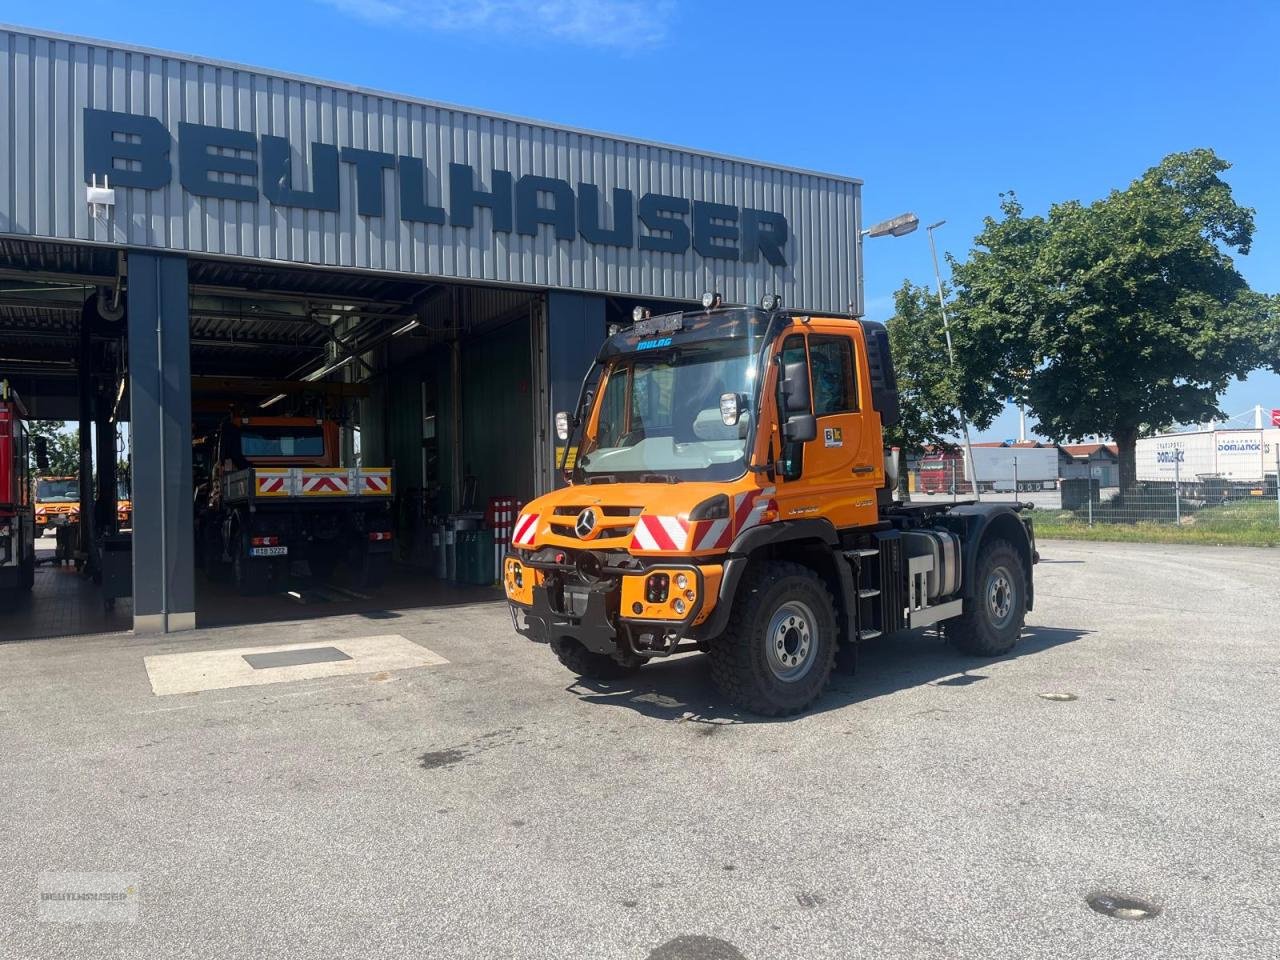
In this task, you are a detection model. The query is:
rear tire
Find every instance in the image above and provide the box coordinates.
[550,637,643,680]
[945,539,1026,656]
[708,560,837,717]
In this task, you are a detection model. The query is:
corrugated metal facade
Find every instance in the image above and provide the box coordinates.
[0,26,861,312]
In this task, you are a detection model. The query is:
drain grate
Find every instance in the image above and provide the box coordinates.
[243,646,353,670]
[1086,892,1161,920]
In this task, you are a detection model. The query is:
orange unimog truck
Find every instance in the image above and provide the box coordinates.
[196,415,393,596]
[503,297,1037,716]
[34,475,79,534]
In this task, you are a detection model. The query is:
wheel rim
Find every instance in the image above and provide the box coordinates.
[986,565,1016,628]
[765,600,818,683]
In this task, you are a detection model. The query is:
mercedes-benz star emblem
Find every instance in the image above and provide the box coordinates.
[574,508,598,539]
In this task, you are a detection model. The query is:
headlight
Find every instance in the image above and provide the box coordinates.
[675,573,689,590]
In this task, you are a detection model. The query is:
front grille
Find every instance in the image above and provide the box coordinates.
[549,522,635,541]
[552,505,642,517]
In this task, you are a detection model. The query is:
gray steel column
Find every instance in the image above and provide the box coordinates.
[127,252,194,633]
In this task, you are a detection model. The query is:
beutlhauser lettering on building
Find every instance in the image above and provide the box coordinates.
[84,108,791,266]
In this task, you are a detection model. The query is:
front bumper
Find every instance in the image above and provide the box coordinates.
[506,553,708,657]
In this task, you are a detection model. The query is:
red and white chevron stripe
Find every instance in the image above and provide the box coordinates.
[733,486,776,536]
[363,474,390,493]
[630,515,690,552]
[511,512,540,547]
[692,518,732,551]
[302,473,349,494]
[257,475,286,495]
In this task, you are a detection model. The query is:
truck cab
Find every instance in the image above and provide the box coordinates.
[504,301,1037,716]
[34,475,80,533]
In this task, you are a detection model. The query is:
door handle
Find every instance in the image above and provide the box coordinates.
[853,464,875,474]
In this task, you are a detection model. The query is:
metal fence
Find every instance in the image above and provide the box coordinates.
[905,455,1280,542]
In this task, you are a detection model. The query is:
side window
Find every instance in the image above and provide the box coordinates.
[809,335,858,416]
[596,367,628,448]
[778,334,808,481]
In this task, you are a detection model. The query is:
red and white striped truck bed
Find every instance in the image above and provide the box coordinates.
[223,466,393,503]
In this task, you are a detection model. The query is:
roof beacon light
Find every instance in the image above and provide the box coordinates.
[760,293,781,311]
[701,291,722,311]
[632,306,651,323]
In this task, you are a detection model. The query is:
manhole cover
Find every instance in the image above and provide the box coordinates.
[243,646,352,670]
[1038,692,1078,701]
[1086,892,1160,920]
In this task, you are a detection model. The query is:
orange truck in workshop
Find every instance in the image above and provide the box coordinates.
[34,475,79,532]
[503,298,1038,716]
[195,415,393,596]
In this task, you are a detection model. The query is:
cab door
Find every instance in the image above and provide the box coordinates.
[771,325,881,531]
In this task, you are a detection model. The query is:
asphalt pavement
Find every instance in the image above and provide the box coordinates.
[0,539,1276,959]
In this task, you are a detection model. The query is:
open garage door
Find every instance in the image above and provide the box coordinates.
[0,240,134,641]
[183,258,546,631]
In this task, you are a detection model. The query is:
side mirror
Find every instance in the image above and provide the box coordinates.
[780,361,810,414]
[33,436,50,472]
[554,411,571,441]
[719,392,747,426]
[783,414,817,443]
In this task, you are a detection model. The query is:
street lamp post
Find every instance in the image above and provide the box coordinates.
[853,212,920,318]
[926,220,981,503]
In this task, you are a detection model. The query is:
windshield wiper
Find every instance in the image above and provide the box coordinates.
[584,474,619,484]
[639,473,679,483]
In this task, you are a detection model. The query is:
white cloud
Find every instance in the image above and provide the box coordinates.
[320,0,675,49]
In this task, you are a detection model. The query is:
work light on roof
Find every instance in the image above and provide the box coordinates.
[701,291,722,310]
[760,294,782,311]
[632,306,651,323]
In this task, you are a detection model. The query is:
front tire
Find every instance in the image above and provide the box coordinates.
[550,637,643,680]
[945,539,1026,656]
[708,561,837,717]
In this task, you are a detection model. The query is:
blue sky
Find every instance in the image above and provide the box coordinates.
[12,0,1280,439]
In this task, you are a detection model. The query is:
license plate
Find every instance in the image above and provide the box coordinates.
[250,546,288,557]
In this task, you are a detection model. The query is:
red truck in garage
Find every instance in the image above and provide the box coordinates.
[0,380,36,606]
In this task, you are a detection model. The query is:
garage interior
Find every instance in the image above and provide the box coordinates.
[2,237,672,640]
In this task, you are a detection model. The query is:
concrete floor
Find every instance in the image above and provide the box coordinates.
[0,539,1276,959]
[1,537,499,642]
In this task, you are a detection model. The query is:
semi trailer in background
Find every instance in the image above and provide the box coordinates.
[917,445,1061,495]
[1135,429,1280,497]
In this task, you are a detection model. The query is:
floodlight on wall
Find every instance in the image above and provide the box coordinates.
[87,174,116,218]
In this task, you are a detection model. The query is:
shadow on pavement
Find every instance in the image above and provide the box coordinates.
[567,625,1093,724]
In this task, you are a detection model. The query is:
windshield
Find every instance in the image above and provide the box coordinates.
[36,479,78,502]
[239,426,326,459]
[577,340,756,482]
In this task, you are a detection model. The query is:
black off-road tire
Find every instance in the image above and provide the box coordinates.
[945,539,1026,656]
[708,560,838,717]
[550,637,643,680]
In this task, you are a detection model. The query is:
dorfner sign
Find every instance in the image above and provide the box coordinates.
[83,108,792,266]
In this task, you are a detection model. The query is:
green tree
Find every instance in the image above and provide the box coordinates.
[27,421,80,476]
[884,280,1003,470]
[951,149,1278,489]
